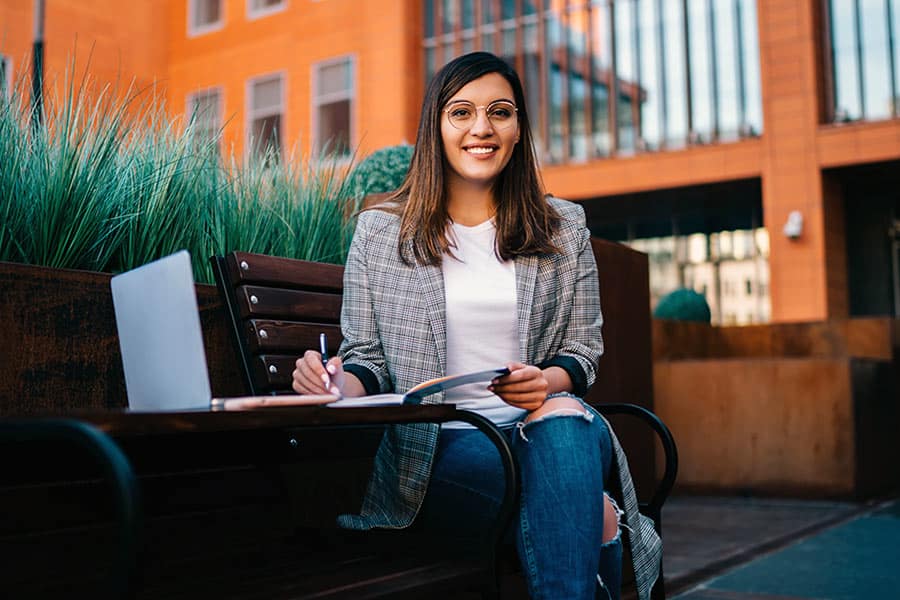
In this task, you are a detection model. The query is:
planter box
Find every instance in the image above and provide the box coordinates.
[0,261,244,416]
[653,318,900,499]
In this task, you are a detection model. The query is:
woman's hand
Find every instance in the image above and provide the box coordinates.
[292,350,344,396]
[489,362,550,411]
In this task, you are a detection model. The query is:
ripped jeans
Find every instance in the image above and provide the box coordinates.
[417,397,622,600]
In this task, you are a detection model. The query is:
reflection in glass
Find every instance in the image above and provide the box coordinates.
[830,0,864,120]
[860,0,892,119]
[662,0,687,148]
[687,0,713,141]
[828,0,900,121]
[740,0,762,135]
[714,0,740,139]
[638,0,662,149]
[421,0,764,162]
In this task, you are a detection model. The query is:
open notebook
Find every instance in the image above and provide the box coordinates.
[111,251,506,411]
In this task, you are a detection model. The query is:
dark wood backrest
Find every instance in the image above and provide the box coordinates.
[211,252,346,395]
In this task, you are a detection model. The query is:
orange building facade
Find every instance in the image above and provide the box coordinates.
[1,0,898,323]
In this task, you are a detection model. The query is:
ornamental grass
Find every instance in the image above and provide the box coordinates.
[0,66,359,284]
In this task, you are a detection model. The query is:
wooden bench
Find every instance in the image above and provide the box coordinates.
[0,240,675,599]
[211,249,678,600]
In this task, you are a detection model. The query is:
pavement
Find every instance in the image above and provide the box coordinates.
[660,494,900,600]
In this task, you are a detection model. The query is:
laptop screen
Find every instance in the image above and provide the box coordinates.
[110,250,212,411]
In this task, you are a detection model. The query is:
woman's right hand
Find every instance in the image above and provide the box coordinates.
[292,350,344,396]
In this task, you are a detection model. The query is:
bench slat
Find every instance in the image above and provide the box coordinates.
[246,319,343,353]
[228,251,344,293]
[253,354,306,390]
[238,285,342,321]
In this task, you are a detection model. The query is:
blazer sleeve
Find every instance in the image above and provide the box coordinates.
[537,202,603,397]
[338,212,394,395]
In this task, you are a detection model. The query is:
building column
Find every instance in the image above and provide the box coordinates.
[758,0,848,321]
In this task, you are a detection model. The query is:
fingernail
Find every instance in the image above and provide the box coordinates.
[329,385,341,396]
[321,374,330,386]
[326,364,336,375]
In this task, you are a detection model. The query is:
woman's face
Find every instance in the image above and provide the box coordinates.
[440,72,520,193]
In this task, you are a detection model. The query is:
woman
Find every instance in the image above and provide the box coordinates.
[292,52,660,600]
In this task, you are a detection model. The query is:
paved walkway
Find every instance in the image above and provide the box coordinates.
[661,495,900,600]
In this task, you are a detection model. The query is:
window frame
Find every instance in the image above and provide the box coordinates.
[187,0,225,38]
[185,86,224,149]
[311,54,357,158]
[247,0,287,21]
[246,71,287,161]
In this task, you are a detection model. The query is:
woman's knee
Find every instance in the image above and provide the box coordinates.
[524,394,587,424]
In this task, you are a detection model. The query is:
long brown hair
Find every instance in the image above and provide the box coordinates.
[379,52,559,266]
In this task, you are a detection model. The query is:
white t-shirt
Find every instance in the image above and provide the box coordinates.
[442,219,526,427]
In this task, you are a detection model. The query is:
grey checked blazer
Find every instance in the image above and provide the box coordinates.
[336,198,661,600]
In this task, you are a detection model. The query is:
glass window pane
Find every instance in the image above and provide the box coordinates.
[662,0,687,147]
[251,0,283,10]
[462,0,474,29]
[591,1,612,156]
[830,0,862,120]
[547,11,565,162]
[687,0,713,140]
[318,99,351,155]
[524,52,543,154]
[190,89,220,134]
[638,0,662,149]
[425,45,437,82]
[424,0,434,38]
[739,0,762,135]
[252,77,282,113]
[614,0,637,153]
[442,0,457,33]
[502,0,516,21]
[482,0,494,26]
[568,4,589,160]
[193,0,221,28]
[317,60,350,97]
[502,24,516,57]
[713,0,740,138]
[251,114,281,156]
[860,0,891,119]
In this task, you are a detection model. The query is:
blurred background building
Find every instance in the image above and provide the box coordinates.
[1,0,898,324]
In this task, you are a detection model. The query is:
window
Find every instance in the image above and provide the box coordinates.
[247,74,284,161]
[186,87,222,150]
[188,0,223,36]
[0,55,10,99]
[313,56,354,157]
[248,0,286,19]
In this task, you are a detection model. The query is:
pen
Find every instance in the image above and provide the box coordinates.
[319,332,329,368]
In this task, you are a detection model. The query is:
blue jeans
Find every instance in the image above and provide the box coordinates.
[417,402,623,600]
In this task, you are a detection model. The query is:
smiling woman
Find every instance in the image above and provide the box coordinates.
[289,52,663,600]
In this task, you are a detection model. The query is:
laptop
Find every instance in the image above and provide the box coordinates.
[110,250,377,412]
[111,250,213,411]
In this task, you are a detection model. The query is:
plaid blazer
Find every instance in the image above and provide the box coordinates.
[336,198,661,599]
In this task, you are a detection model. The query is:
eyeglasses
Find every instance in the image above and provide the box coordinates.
[443,100,518,130]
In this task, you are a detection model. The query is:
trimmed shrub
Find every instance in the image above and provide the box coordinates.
[346,144,413,201]
[653,288,712,323]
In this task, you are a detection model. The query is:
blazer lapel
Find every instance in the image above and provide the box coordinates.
[515,254,538,363]
[412,249,447,376]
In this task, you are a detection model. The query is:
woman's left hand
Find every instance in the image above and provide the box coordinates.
[489,362,549,411]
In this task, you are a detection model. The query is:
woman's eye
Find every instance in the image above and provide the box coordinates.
[490,108,512,119]
[451,108,473,119]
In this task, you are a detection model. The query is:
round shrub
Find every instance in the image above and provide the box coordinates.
[653,288,712,323]
[347,144,413,201]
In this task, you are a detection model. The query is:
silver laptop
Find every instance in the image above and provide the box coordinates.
[111,250,212,411]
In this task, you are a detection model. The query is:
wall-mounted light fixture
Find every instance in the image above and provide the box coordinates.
[783,210,803,240]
